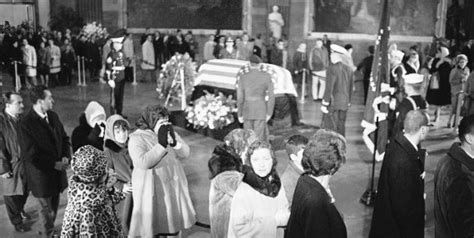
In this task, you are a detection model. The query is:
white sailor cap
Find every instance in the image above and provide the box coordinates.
[330,44,348,55]
[391,50,405,60]
[111,37,124,43]
[404,73,424,84]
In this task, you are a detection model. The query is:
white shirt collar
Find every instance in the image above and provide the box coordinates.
[404,134,418,151]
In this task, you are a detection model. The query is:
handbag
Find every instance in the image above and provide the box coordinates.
[429,72,440,89]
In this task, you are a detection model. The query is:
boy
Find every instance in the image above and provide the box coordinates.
[281,135,308,205]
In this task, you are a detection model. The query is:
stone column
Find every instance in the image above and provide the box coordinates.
[36,0,50,30]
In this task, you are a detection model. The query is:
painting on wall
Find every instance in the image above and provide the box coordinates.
[313,0,439,36]
[127,0,242,29]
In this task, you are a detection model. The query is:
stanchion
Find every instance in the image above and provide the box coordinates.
[300,69,306,103]
[77,56,82,86]
[132,56,137,85]
[14,61,21,92]
[179,65,186,110]
[81,57,87,86]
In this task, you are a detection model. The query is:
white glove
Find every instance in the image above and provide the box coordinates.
[321,106,329,114]
[108,80,116,88]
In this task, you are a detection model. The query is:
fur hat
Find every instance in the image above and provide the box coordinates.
[72,145,108,183]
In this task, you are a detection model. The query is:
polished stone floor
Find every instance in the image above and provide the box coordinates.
[0,73,456,237]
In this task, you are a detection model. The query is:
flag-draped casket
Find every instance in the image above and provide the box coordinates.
[194,59,298,96]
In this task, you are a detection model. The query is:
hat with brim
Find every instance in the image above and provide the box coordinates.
[330,44,348,55]
[404,73,424,85]
[110,29,126,43]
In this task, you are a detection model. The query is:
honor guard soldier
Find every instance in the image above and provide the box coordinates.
[392,73,428,138]
[237,55,275,141]
[106,32,127,116]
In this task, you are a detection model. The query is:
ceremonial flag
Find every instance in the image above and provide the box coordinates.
[361,0,390,162]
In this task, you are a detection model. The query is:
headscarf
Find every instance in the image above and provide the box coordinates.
[242,140,281,197]
[105,114,130,147]
[296,43,307,53]
[439,46,449,59]
[135,105,170,130]
[72,145,108,183]
[84,101,106,128]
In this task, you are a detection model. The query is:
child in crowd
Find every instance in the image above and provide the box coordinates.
[281,134,308,205]
[61,145,125,237]
[104,115,134,235]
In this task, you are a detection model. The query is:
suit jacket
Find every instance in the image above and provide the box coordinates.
[285,175,347,238]
[369,134,426,238]
[323,62,354,111]
[0,111,25,196]
[434,143,474,238]
[21,109,70,197]
[237,67,275,120]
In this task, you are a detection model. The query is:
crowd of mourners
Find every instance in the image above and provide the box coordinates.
[0,20,473,238]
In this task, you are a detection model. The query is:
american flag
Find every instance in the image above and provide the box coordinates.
[360,0,390,162]
[195,59,297,96]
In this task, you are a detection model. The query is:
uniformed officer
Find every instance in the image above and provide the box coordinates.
[237,55,275,141]
[321,44,354,136]
[392,73,428,138]
[106,34,127,116]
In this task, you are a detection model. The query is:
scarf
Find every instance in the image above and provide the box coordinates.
[242,165,281,197]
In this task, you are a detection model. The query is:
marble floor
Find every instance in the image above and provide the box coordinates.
[0,73,456,237]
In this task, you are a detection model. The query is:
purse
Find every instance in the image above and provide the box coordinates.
[430,72,440,89]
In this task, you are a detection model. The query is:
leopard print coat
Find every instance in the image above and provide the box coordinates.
[61,176,125,237]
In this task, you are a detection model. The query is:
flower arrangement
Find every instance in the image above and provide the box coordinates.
[157,53,196,104]
[185,92,237,130]
[81,22,108,39]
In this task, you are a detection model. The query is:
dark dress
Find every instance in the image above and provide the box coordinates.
[285,175,347,238]
[426,58,452,106]
[369,134,426,238]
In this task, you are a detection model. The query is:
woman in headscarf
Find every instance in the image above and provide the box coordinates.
[71,101,106,152]
[208,129,258,238]
[285,129,347,238]
[426,46,453,122]
[104,115,134,235]
[128,105,196,237]
[228,140,289,238]
[61,145,125,237]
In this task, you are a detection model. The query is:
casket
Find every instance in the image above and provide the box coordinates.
[194,59,298,97]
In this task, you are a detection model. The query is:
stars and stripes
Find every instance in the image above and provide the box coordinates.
[361,0,390,162]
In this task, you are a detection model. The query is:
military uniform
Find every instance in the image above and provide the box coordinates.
[237,64,275,141]
[392,95,427,138]
[106,50,126,115]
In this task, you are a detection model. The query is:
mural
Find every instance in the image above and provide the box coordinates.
[128,0,242,29]
[313,0,439,36]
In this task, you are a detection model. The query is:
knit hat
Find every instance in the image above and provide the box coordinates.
[84,101,106,128]
[72,145,108,183]
[457,54,468,61]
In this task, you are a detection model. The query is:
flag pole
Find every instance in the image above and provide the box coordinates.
[360,117,378,206]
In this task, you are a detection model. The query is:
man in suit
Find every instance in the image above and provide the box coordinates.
[370,110,431,238]
[21,85,70,237]
[0,92,29,232]
[321,44,354,136]
[237,55,275,141]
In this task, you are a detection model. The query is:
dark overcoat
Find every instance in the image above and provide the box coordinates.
[434,143,474,237]
[21,109,70,198]
[369,134,426,238]
[285,175,347,238]
[0,111,26,196]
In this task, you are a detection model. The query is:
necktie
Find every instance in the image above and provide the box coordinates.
[44,115,49,124]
